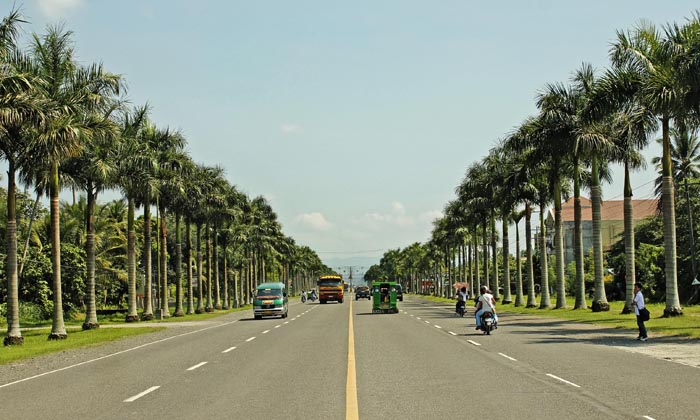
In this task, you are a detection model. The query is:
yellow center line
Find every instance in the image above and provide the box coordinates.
[346,298,359,420]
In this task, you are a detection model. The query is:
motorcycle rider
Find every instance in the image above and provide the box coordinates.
[301,290,307,303]
[456,286,468,315]
[310,289,317,301]
[475,285,498,330]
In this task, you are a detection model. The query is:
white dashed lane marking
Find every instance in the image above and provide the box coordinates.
[187,362,208,371]
[124,386,160,402]
[498,353,517,361]
[262,330,270,334]
[467,340,481,346]
[246,337,256,342]
[546,374,581,388]
[222,346,236,353]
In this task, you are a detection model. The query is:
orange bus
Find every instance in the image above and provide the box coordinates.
[317,274,344,304]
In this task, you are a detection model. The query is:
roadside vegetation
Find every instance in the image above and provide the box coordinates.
[0,7,333,347]
[367,11,700,324]
[422,295,700,339]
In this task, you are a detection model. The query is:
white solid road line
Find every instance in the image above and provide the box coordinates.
[0,319,239,390]
[222,346,237,353]
[186,362,208,371]
[498,353,517,361]
[467,340,481,346]
[124,386,160,402]
[546,373,581,388]
[246,337,256,342]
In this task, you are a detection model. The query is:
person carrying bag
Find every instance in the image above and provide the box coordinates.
[632,282,648,341]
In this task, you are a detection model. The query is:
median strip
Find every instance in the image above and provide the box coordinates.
[124,386,160,402]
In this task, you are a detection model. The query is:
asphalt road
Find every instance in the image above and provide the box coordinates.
[1,295,698,420]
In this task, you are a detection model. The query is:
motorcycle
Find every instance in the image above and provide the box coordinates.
[301,295,307,303]
[456,301,466,317]
[480,311,497,335]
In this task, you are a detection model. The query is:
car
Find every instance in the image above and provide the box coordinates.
[355,286,371,300]
[395,284,403,301]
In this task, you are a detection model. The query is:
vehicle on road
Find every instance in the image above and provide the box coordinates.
[395,284,404,301]
[254,282,288,319]
[318,274,344,304]
[372,281,399,313]
[355,286,371,300]
[456,300,466,317]
[479,311,497,334]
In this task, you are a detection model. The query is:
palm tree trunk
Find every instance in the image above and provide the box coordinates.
[514,217,524,307]
[622,163,636,314]
[483,223,489,289]
[4,160,23,345]
[554,179,567,309]
[82,185,99,329]
[661,115,683,316]
[525,204,537,307]
[539,200,551,309]
[186,220,195,314]
[573,161,587,309]
[125,197,139,322]
[468,241,474,298]
[174,213,184,317]
[159,203,170,318]
[474,228,480,293]
[222,244,229,309]
[48,163,67,340]
[685,179,697,286]
[502,217,512,304]
[491,212,499,300]
[142,192,154,320]
[18,192,41,278]
[196,223,205,313]
[214,228,221,309]
[591,158,609,312]
[206,223,213,311]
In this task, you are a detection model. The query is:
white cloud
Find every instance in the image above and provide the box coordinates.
[281,124,302,134]
[357,201,415,228]
[37,0,84,18]
[419,210,443,223]
[295,212,332,231]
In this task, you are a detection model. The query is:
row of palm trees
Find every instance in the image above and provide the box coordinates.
[370,12,700,318]
[1,10,330,345]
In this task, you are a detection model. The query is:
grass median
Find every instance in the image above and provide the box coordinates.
[418,294,700,339]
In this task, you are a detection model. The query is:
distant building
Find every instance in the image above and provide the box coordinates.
[544,197,658,266]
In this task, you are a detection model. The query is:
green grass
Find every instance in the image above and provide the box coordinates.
[418,294,700,339]
[0,326,164,365]
[0,304,255,366]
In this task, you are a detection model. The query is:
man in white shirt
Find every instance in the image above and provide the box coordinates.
[633,282,648,341]
[475,286,498,330]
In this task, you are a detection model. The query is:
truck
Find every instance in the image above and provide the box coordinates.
[317,274,344,304]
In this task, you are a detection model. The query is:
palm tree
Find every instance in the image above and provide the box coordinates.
[27,26,122,339]
[0,8,43,345]
[611,21,686,316]
[114,105,151,322]
[62,106,120,329]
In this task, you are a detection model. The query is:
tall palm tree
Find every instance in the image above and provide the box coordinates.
[62,105,121,329]
[28,26,122,339]
[114,105,151,322]
[611,21,686,316]
[0,8,43,345]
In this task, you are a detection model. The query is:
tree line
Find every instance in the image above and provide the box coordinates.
[366,12,700,318]
[0,9,332,346]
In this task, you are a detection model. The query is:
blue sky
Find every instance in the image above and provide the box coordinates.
[11,1,699,269]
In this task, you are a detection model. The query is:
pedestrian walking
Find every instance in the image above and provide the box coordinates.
[632,282,648,341]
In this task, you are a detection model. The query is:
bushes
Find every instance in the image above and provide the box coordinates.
[0,301,52,322]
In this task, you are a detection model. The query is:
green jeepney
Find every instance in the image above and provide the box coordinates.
[372,281,399,314]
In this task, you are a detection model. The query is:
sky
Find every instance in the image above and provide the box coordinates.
[8,0,700,271]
